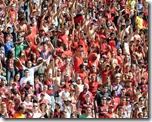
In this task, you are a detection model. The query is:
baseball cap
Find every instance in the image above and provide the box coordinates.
[55,102,61,108]
[76,77,82,80]
[57,39,63,43]
[27,81,33,86]
[102,55,107,58]
[44,37,49,42]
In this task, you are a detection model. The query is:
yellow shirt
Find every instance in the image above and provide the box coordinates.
[136,16,143,30]
[13,113,26,118]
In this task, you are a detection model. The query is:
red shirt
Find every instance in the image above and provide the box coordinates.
[101,70,111,83]
[116,55,125,65]
[8,10,17,23]
[74,56,83,72]
[60,34,69,44]
[45,79,54,95]
[30,45,40,57]
[89,81,100,96]
[98,105,109,118]
[111,97,120,113]
[78,91,93,103]
[62,50,73,57]
[80,101,94,115]
[26,34,35,46]
[16,58,26,70]
[109,40,117,54]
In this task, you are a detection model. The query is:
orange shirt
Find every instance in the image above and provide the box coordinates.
[8,10,17,23]
[74,56,83,72]
[31,25,39,36]
[13,113,26,118]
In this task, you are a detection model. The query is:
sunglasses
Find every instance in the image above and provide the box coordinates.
[102,99,107,100]
[33,105,38,107]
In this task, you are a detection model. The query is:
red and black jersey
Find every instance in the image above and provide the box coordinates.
[98,105,109,118]
[80,101,94,115]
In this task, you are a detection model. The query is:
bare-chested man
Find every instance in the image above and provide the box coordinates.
[73,77,84,97]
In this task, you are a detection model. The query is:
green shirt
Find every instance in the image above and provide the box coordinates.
[15,44,27,57]
[80,114,92,118]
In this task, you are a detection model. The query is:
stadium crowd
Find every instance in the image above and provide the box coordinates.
[0,0,149,118]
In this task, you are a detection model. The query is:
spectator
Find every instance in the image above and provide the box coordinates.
[79,107,92,118]
[13,105,26,118]
[0,0,148,119]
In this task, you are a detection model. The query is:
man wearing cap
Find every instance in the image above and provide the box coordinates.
[62,97,73,118]
[20,80,33,94]
[73,76,84,97]
[37,85,51,104]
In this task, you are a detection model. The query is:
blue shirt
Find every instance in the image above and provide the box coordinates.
[4,41,14,57]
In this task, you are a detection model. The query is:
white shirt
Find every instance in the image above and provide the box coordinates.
[123,42,130,55]
[113,84,123,96]
[22,101,33,108]
[37,92,51,101]
[126,104,132,118]
[23,66,39,85]
[33,112,42,118]
[20,76,33,86]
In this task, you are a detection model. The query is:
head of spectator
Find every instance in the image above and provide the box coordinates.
[0,77,7,87]
[0,102,7,117]
[101,96,107,105]
[76,77,82,85]
[138,112,143,118]
[61,110,67,118]
[26,81,33,88]
[142,107,148,118]
[24,92,32,102]
[16,105,25,115]
[120,96,126,105]
[138,97,145,106]
[83,84,89,92]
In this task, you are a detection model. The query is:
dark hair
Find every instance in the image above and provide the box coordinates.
[14,73,20,81]
[24,69,29,72]
[25,92,30,98]
[142,107,147,111]
[11,88,18,95]
[17,105,25,111]
[111,90,116,96]
[80,64,85,69]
